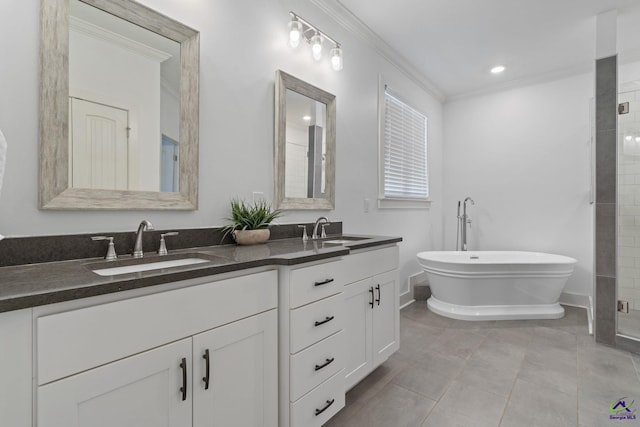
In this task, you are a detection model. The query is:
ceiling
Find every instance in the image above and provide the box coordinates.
[334,0,640,100]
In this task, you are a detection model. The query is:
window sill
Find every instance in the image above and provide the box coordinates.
[378,198,432,209]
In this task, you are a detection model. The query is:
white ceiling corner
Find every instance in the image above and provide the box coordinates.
[313,0,640,101]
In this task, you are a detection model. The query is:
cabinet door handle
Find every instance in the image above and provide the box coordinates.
[202,349,210,390]
[375,284,381,306]
[315,398,335,416]
[314,315,334,327]
[369,286,374,308]
[179,357,187,401]
[314,278,334,287]
[314,357,335,371]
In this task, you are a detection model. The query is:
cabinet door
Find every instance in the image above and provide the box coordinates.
[38,338,192,427]
[0,309,31,427]
[343,278,373,390]
[193,309,278,427]
[372,270,400,366]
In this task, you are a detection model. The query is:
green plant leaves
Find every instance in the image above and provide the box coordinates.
[221,199,283,242]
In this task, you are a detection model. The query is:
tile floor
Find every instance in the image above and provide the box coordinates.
[325,301,640,427]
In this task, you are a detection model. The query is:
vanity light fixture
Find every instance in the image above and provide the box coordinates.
[288,12,343,71]
[491,65,506,74]
[330,46,343,71]
[288,18,303,48]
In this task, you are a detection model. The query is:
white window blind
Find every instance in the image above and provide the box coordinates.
[382,88,429,200]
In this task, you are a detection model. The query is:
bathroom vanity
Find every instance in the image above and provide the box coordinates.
[0,234,400,427]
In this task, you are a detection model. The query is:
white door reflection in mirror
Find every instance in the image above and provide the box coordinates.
[68,0,180,192]
[284,89,327,199]
[70,98,129,190]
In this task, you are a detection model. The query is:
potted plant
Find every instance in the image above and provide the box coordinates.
[222,199,282,245]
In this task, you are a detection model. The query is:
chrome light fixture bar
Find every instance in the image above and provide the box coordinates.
[289,12,343,71]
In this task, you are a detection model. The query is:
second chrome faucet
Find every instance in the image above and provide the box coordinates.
[312,216,330,239]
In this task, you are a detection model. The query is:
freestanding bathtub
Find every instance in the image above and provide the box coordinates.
[416,251,577,321]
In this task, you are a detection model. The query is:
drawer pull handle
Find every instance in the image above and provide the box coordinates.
[314,316,335,327]
[369,286,374,308]
[202,349,210,390]
[315,398,335,416]
[315,357,335,371]
[375,284,381,306]
[314,278,334,287]
[179,357,187,401]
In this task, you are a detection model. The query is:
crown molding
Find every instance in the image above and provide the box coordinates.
[310,0,445,102]
[70,15,172,63]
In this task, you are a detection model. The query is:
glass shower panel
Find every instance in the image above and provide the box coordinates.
[618,84,640,339]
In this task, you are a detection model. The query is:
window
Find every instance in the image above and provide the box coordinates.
[379,85,429,207]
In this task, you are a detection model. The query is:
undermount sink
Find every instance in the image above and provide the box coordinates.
[90,256,211,276]
[323,236,368,245]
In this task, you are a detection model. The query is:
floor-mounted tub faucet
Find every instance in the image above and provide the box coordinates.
[461,197,474,251]
[133,220,154,258]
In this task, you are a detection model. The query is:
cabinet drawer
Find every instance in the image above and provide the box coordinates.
[290,260,343,308]
[342,246,399,285]
[290,369,345,427]
[290,330,344,402]
[290,293,344,353]
[37,270,277,385]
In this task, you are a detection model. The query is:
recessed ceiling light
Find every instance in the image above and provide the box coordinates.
[491,65,506,74]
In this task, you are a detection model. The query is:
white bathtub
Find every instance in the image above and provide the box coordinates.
[416,251,577,321]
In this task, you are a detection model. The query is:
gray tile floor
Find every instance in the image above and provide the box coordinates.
[325,301,640,427]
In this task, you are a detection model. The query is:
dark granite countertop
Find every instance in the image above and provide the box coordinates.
[0,234,401,313]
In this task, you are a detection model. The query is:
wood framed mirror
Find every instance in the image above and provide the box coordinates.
[39,0,199,210]
[274,70,335,210]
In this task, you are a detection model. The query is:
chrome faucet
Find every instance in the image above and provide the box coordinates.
[312,216,330,239]
[133,220,154,258]
[461,197,474,251]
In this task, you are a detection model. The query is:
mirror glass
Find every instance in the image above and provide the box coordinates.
[284,89,327,199]
[69,0,180,192]
[275,71,335,210]
[40,0,199,210]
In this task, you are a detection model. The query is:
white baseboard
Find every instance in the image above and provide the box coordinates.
[559,292,593,335]
[559,292,590,308]
[408,271,428,288]
[400,299,415,310]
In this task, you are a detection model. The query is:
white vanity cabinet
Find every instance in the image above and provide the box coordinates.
[36,270,278,427]
[0,309,32,427]
[342,246,400,390]
[279,259,347,427]
[278,244,400,426]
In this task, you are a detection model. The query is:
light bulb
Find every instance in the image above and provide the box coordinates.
[636,136,640,143]
[289,19,302,48]
[491,65,506,74]
[626,135,633,142]
[330,46,343,71]
[310,33,322,61]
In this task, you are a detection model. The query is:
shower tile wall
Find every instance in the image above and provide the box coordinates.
[618,89,640,310]
[594,55,617,345]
